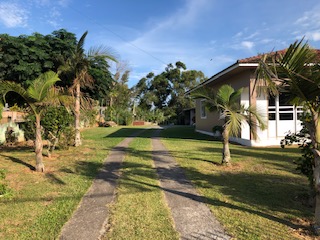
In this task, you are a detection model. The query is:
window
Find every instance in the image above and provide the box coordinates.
[200,100,207,119]
[268,95,276,120]
[268,93,302,121]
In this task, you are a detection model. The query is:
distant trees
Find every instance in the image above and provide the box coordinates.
[132,61,206,124]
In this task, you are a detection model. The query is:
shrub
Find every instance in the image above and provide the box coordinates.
[20,106,75,152]
[0,169,12,197]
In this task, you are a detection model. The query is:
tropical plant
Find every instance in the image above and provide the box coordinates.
[59,31,117,146]
[0,71,64,172]
[255,39,320,228]
[192,85,266,165]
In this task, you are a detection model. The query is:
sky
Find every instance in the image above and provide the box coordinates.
[0,0,320,87]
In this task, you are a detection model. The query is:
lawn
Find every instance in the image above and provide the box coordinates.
[160,126,315,240]
[103,130,179,240]
[0,126,316,239]
[0,126,140,240]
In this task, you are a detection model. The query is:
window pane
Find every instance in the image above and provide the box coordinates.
[279,113,293,120]
[268,95,275,106]
[268,113,276,120]
[279,94,291,106]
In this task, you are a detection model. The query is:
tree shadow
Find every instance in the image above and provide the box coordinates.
[45,173,66,185]
[0,153,35,170]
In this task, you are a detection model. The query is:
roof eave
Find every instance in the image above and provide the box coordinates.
[185,62,259,95]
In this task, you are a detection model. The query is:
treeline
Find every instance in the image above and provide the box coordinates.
[0,29,206,125]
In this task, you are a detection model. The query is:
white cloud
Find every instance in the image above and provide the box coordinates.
[241,41,254,50]
[0,2,28,28]
[306,31,320,41]
[294,6,320,40]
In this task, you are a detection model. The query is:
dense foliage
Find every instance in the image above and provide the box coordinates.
[132,61,206,124]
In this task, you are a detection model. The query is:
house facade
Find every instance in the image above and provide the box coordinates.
[187,52,306,147]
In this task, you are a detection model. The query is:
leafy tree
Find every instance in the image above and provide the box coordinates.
[0,71,64,172]
[256,39,320,227]
[59,31,117,146]
[0,30,76,87]
[192,85,266,165]
[133,61,206,123]
[104,62,132,125]
[21,106,74,157]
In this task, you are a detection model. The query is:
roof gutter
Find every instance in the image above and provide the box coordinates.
[185,62,259,95]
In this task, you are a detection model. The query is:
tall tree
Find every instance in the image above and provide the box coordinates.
[0,71,64,172]
[59,31,117,146]
[105,62,132,124]
[192,85,266,165]
[133,61,205,123]
[0,29,77,88]
[255,39,320,229]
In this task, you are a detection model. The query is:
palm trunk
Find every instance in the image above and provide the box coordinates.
[312,112,320,229]
[35,114,44,172]
[74,82,82,147]
[221,127,231,165]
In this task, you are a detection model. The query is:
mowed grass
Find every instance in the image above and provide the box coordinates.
[0,126,141,240]
[160,126,315,240]
[104,129,179,240]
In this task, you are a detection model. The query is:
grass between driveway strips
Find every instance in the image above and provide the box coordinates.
[104,129,179,240]
[0,126,140,240]
[160,126,314,240]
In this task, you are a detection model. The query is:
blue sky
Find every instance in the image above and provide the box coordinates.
[0,0,320,87]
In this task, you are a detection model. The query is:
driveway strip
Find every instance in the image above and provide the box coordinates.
[152,129,231,240]
[59,133,139,240]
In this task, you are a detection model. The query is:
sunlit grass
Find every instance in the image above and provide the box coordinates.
[161,126,314,240]
[104,129,179,240]
[0,126,139,240]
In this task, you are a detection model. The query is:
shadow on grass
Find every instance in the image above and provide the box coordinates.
[0,153,35,170]
[198,146,299,173]
[102,127,147,139]
[45,173,66,185]
[123,176,306,231]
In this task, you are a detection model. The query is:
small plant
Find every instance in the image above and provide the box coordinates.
[0,169,12,197]
[9,103,21,112]
[281,112,314,193]
[5,127,18,146]
[212,125,223,135]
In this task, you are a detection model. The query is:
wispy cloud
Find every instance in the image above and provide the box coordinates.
[241,41,255,50]
[294,5,320,42]
[0,2,28,28]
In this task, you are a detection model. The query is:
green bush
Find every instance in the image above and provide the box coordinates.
[0,169,12,197]
[20,106,75,149]
[81,108,98,127]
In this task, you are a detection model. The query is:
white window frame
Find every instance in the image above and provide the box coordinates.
[200,99,207,119]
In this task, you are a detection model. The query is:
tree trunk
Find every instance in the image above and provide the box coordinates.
[221,128,231,165]
[313,112,320,229]
[74,82,82,147]
[35,114,44,172]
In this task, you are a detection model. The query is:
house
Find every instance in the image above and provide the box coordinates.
[186,50,319,147]
[0,105,26,144]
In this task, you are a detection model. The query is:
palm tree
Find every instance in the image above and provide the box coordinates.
[192,85,266,165]
[0,71,63,172]
[59,31,117,147]
[255,39,320,229]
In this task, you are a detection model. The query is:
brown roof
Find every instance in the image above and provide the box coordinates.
[237,49,320,63]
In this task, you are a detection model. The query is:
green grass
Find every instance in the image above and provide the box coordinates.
[0,126,141,240]
[0,125,315,239]
[104,129,179,240]
[160,126,314,240]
